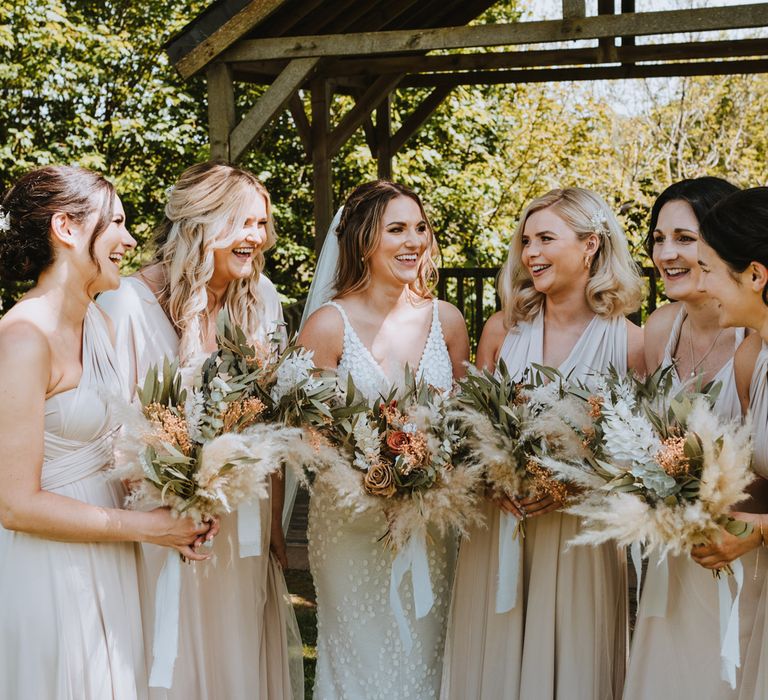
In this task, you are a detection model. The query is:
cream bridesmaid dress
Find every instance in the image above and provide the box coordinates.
[737,341,768,700]
[442,310,628,700]
[0,304,148,700]
[308,300,456,700]
[98,276,303,700]
[623,309,763,699]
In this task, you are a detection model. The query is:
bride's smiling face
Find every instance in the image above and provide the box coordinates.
[368,195,431,287]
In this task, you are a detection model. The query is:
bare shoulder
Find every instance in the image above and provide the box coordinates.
[296,304,345,368]
[0,311,51,387]
[436,299,467,336]
[643,302,681,341]
[476,311,508,371]
[625,317,647,375]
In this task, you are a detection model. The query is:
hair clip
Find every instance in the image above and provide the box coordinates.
[589,209,610,237]
[0,207,10,233]
[165,185,175,199]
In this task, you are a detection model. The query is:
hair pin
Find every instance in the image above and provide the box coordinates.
[589,210,610,237]
[0,207,10,233]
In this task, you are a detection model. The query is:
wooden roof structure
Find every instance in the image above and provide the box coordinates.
[166,0,768,251]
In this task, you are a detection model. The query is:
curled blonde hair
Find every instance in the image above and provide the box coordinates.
[153,161,276,359]
[498,187,643,327]
[334,180,438,299]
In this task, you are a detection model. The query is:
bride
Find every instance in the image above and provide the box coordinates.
[298,180,469,699]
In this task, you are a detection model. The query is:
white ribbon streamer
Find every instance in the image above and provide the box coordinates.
[238,500,263,558]
[495,512,521,613]
[148,551,182,688]
[389,528,435,652]
[630,542,643,611]
[718,559,744,689]
[640,553,669,619]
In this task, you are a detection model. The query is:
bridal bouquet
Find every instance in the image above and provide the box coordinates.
[299,368,484,650]
[542,366,754,560]
[304,367,484,549]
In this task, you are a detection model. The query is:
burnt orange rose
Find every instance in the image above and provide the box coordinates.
[363,462,397,498]
[386,430,409,454]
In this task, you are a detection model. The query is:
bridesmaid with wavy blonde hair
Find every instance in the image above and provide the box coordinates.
[99,160,302,700]
[442,187,644,700]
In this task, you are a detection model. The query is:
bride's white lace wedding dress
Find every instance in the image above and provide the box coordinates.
[308,299,456,700]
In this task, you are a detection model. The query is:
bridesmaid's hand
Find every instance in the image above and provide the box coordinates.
[192,516,220,550]
[515,493,561,519]
[490,492,525,520]
[144,508,213,561]
[691,514,763,570]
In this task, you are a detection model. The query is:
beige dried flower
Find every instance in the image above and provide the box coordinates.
[655,435,689,477]
[363,462,397,498]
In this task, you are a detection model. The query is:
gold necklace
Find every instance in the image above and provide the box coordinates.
[687,319,724,378]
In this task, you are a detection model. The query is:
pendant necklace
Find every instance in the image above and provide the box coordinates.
[687,319,724,378]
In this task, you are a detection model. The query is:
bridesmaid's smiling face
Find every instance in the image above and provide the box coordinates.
[210,191,269,286]
[520,206,597,297]
[368,195,431,288]
[90,196,136,292]
[697,238,764,329]
[651,200,703,302]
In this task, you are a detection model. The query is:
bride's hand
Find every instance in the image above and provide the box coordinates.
[192,516,220,550]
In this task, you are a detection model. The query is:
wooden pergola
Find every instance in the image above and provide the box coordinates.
[166,0,768,255]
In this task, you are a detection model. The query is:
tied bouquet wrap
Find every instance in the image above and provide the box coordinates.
[542,366,754,688]
[114,318,340,689]
[452,361,593,613]
[298,368,484,650]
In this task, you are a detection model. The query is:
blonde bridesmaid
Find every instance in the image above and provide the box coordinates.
[442,187,644,700]
[99,161,302,700]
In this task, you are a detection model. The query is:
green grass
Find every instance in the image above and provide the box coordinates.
[285,569,317,698]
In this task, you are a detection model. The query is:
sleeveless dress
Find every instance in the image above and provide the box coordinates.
[737,341,768,700]
[442,310,628,700]
[309,299,456,700]
[624,309,762,699]
[0,303,148,700]
[98,276,303,700]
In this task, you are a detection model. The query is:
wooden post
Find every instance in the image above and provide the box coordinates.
[311,79,333,255]
[207,62,235,160]
[376,93,392,180]
[562,0,586,19]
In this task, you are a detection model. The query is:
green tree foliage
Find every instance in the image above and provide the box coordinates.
[2,0,767,313]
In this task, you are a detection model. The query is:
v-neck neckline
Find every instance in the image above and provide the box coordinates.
[332,300,436,385]
[536,310,599,372]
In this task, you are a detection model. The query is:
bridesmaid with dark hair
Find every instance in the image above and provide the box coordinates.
[694,187,768,700]
[0,166,210,700]
[624,177,767,700]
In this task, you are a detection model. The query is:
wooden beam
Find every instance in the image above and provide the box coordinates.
[328,75,403,157]
[311,79,333,255]
[288,92,312,157]
[376,95,392,180]
[233,38,768,79]
[207,62,236,161]
[399,58,768,87]
[175,0,287,79]
[221,4,768,61]
[229,57,319,162]
[390,85,452,153]
[562,0,586,19]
